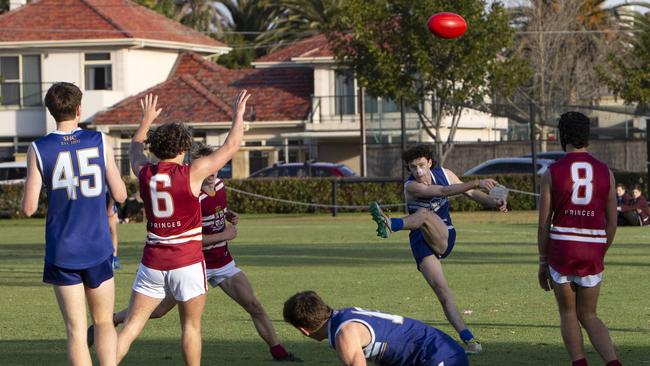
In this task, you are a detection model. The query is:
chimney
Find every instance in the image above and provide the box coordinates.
[10,0,27,11]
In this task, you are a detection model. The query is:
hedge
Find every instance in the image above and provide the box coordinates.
[1,172,646,218]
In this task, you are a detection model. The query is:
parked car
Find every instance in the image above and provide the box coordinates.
[0,161,27,185]
[248,161,357,178]
[463,157,555,176]
[519,151,566,161]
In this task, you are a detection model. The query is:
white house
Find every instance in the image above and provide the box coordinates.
[0,0,229,161]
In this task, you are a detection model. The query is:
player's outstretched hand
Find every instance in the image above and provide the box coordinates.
[479,178,497,191]
[496,199,508,213]
[226,210,239,225]
[538,264,552,291]
[140,94,162,126]
[232,90,251,123]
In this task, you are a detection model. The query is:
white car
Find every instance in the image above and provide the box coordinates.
[0,161,27,185]
[463,157,555,176]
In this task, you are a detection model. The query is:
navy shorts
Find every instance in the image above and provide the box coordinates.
[43,256,114,288]
[409,227,456,270]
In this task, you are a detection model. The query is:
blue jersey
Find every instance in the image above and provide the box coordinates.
[405,167,453,226]
[328,307,464,366]
[32,129,112,269]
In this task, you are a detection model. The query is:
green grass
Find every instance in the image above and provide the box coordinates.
[0,212,649,365]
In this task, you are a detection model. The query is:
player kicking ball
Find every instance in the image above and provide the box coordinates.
[370,144,507,354]
[94,143,301,362]
[283,290,469,366]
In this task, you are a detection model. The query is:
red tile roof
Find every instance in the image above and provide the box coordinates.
[0,0,225,48]
[255,34,333,63]
[91,53,313,125]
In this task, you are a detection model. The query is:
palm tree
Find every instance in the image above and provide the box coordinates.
[258,0,344,52]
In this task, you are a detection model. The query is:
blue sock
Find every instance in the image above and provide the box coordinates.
[459,329,474,343]
[390,218,404,232]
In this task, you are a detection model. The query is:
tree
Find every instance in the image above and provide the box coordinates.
[602,10,650,106]
[500,0,633,149]
[327,0,525,165]
[259,0,344,52]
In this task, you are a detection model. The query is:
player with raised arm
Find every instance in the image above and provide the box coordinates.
[116,91,250,366]
[370,144,507,354]
[283,290,468,366]
[537,112,621,366]
[107,143,301,362]
[22,82,127,366]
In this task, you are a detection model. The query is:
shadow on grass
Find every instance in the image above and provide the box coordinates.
[1,338,648,366]
[0,339,335,366]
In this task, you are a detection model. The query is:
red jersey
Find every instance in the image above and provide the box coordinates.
[548,152,610,276]
[139,162,203,270]
[199,179,234,269]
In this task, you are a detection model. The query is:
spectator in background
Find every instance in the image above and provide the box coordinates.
[615,184,633,226]
[618,184,650,226]
[119,192,144,223]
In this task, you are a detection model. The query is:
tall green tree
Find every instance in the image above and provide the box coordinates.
[602,11,650,106]
[327,0,526,165]
[259,0,344,52]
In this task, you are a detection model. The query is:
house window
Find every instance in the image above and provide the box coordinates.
[0,55,42,107]
[84,53,112,90]
[365,94,399,114]
[335,70,355,115]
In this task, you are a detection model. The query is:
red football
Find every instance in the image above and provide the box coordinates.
[427,12,467,39]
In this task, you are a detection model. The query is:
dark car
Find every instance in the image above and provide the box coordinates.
[248,162,357,178]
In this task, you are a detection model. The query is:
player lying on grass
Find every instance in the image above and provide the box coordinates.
[283,290,469,366]
[370,144,508,354]
[93,143,301,362]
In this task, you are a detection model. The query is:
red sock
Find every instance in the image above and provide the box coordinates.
[270,344,288,359]
[606,361,622,366]
[572,359,588,366]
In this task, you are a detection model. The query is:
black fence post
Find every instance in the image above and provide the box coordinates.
[529,101,538,209]
[331,179,338,217]
[646,118,650,198]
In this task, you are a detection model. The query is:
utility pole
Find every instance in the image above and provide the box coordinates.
[358,86,367,177]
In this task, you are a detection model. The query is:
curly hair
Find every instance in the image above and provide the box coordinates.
[44,82,82,122]
[402,144,435,165]
[558,112,590,151]
[146,122,193,160]
[283,291,333,331]
[191,142,214,161]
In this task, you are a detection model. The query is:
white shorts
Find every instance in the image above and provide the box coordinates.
[206,260,241,288]
[549,266,603,288]
[132,261,207,302]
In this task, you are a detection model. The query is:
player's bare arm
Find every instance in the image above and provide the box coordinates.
[129,94,162,176]
[335,323,369,366]
[605,170,617,251]
[105,135,127,203]
[190,90,250,194]
[406,176,496,200]
[21,145,43,217]
[445,169,507,211]
[537,170,553,291]
[202,225,237,247]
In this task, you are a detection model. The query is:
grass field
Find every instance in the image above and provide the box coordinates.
[0,211,649,365]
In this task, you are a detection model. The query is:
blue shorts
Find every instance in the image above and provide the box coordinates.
[43,255,114,288]
[409,227,456,270]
